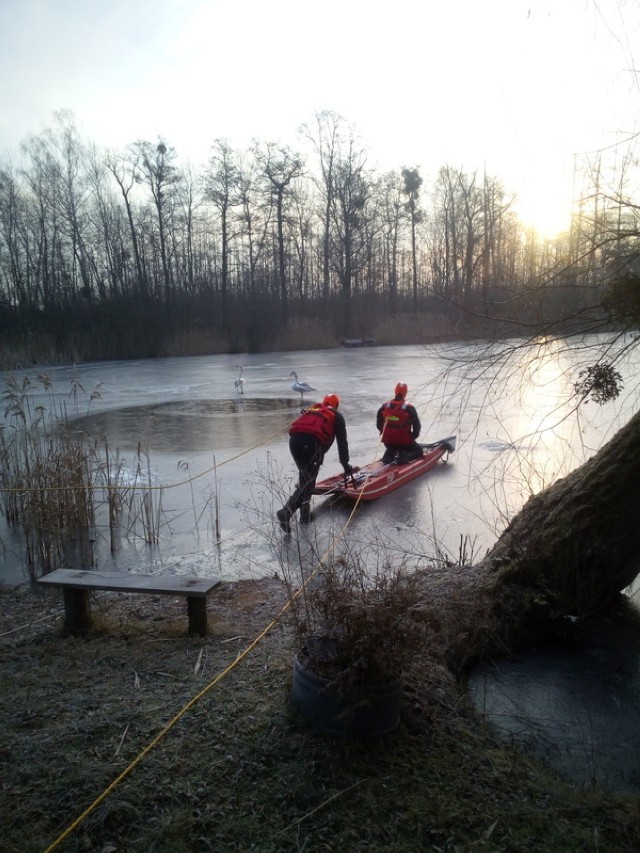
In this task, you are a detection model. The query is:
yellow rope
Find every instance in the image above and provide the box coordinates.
[43,442,377,852]
[43,505,363,850]
[43,597,288,852]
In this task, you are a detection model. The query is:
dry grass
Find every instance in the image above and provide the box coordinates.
[372,312,457,346]
[1,376,97,577]
[2,577,639,852]
[161,327,232,357]
[0,374,165,578]
[269,318,337,352]
[0,336,62,371]
[286,552,435,687]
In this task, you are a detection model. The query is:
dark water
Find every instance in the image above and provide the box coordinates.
[468,603,640,793]
[70,397,296,453]
[2,341,640,792]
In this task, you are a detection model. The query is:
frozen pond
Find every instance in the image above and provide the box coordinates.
[3,338,640,590]
[2,337,640,792]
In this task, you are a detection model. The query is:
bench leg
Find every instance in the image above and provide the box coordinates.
[63,588,91,633]
[187,596,207,636]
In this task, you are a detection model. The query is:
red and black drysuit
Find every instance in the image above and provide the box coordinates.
[376,396,422,464]
[281,402,350,524]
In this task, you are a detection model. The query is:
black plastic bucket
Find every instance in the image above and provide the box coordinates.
[292,655,402,737]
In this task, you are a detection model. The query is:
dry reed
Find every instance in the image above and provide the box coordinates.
[1,374,164,579]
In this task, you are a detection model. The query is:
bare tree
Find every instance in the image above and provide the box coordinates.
[0,163,33,313]
[255,142,305,323]
[20,112,97,311]
[378,171,404,314]
[130,138,181,301]
[205,140,241,330]
[401,166,423,314]
[19,134,71,319]
[329,135,372,336]
[105,147,147,295]
[290,185,313,301]
[86,143,126,299]
[302,110,343,318]
[235,149,272,300]
[174,162,204,295]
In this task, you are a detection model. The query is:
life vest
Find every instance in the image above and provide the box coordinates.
[380,400,413,446]
[289,403,337,446]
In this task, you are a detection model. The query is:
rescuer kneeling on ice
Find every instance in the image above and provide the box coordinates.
[376,382,423,464]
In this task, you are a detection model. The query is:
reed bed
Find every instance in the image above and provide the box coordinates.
[0,374,163,580]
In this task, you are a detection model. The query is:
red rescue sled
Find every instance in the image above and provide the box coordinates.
[313,435,456,502]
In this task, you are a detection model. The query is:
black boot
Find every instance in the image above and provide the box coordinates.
[276,508,291,533]
[300,503,312,524]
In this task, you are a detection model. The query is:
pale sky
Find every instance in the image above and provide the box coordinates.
[0,0,638,236]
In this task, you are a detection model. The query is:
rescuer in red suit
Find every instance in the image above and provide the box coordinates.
[277,393,352,532]
[376,382,423,464]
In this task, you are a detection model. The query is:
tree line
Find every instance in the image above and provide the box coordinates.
[0,109,637,364]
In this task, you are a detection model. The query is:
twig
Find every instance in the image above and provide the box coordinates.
[194,647,205,676]
[0,608,64,637]
[113,723,130,757]
[277,779,365,835]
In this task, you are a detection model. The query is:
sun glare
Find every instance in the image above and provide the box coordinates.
[515,184,574,241]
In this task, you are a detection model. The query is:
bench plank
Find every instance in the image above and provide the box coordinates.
[38,569,218,596]
[38,569,220,635]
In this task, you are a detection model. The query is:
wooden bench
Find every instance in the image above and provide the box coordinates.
[37,569,220,636]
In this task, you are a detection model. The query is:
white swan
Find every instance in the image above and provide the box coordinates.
[234,365,245,395]
[289,370,316,403]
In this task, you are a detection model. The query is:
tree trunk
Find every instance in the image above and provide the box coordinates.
[484,406,640,606]
[417,409,640,675]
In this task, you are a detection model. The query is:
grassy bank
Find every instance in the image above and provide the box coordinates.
[1,579,639,852]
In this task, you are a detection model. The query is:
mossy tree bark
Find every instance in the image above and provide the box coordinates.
[422,408,640,674]
[470,405,640,668]
[483,407,640,611]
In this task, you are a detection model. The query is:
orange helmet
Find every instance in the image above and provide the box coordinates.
[323,393,340,409]
[394,382,408,399]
